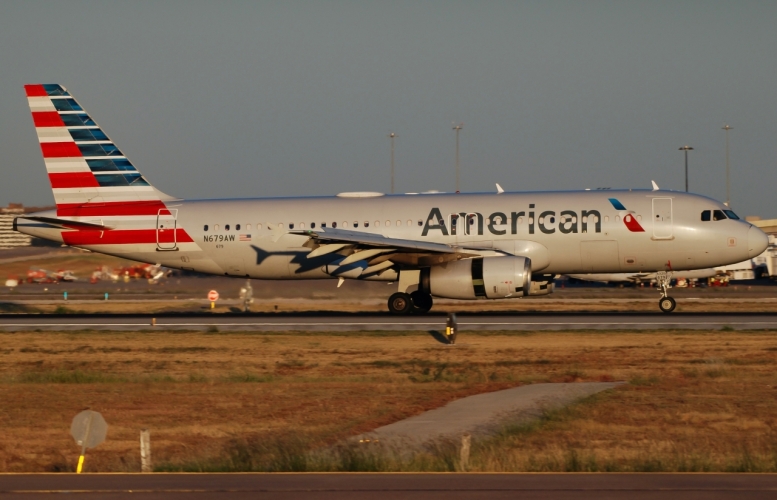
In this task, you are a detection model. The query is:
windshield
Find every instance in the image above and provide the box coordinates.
[723,210,740,220]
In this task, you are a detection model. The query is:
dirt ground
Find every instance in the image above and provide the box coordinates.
[1,329,777,472]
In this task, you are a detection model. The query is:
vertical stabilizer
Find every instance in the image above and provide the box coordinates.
[24,84,175,217]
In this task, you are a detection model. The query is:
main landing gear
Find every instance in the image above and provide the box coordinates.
[656,271,676,313]
[387,291,433,315]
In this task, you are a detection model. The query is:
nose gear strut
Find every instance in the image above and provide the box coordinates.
[655,271,676,313]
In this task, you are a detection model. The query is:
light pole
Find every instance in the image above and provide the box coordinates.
[722,124,732,206]
[388,133,396,194]
[679,146,693,192]
[453,123,463,192]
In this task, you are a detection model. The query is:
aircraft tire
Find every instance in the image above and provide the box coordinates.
[659,296,676,313]
[410,291,433,314]
[388,292,412,315]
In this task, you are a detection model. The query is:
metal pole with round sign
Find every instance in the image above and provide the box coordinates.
[208,289,219,309]
[70,409,108,473]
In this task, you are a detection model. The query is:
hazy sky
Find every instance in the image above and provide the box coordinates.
[2,1,776,217]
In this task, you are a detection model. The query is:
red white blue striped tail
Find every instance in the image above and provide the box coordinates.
[24,84,175,218]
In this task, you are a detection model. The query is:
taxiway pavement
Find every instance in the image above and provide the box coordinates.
[2,473,777,499]
[2,312,777,331]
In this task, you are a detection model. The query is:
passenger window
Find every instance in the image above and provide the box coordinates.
[418,220,422,226]
[279,223,284,229]
[342,221,348,228]
[407,220,412,226]
[322,223,326,228]
[701,210,711,222]
[332,222,337,228]
[615,216,621,222]
[724,210,740,220]
[385,220,391,226]
[353,222,358,228]
[311,222,316,228]
[375,221,380,227]
[204,225,209,231]
[214,224,220,231]
[300,222,305,229]
[225,224,230,231]
[256,223,262,230]
[246,224,251,230]
[518,217,523,224]
[364,222,370,227]
[397,220,401,226]
[289,223,294,229]
[604,216,609,222]
[236,224,241,230]
[636,215,641,221]
[713,210,727,221]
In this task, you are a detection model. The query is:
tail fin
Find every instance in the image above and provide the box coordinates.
[24,84,175,217]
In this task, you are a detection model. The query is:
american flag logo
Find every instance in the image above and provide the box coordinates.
[239,234,251,242]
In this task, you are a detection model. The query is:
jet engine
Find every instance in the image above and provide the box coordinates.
[419,256,531,300]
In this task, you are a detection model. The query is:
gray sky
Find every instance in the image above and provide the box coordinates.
[2,1,776,217]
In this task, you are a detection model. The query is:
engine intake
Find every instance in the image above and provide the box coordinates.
[420,256,531,300]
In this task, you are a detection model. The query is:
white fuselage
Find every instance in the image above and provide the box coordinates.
[16,189,767,281]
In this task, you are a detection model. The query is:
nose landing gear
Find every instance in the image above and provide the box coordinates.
[656,271,676,313]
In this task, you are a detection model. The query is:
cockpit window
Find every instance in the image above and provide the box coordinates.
[701,210,711,222]
[713,210,727,221]
[723,210,740,220]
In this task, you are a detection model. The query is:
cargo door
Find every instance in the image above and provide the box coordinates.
[580,240,620,272]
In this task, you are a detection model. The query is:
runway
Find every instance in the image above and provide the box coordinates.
[2,312,777,331]
[2,473,777,499]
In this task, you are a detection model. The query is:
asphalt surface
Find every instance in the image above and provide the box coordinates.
[2,473,777,499]
[2,312,777,331]
[359,382,621,444]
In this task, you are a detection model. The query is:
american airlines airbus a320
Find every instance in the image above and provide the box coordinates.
[14,84,769,314]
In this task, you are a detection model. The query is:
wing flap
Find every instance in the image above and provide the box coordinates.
[290,227,459,254]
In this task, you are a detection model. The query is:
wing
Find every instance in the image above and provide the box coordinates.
[288,227,480,277]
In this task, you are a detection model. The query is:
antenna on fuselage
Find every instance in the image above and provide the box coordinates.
[651,180,660,191]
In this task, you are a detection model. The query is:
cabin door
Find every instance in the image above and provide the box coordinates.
[652,198,673,239]
[156,209,178,250]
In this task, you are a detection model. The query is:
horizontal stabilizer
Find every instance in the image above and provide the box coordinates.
[18,215,114,230]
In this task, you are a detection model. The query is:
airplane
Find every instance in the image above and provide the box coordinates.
[567,268,717,285]
[14,84,769,314]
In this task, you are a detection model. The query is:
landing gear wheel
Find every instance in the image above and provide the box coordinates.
[410,291,433,314]
[659,296,676,313]
[388,292,412,315]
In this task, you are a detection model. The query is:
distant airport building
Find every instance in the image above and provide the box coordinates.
[0,203,56,249]
[0,203,32,248]
[747,216,777,235]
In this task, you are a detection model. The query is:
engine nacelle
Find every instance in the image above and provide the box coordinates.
[420,256,531,300]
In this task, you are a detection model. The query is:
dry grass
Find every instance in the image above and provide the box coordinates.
[1,329,777,472]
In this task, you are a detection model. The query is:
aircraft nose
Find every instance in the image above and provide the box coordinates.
[748,225,769,258]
